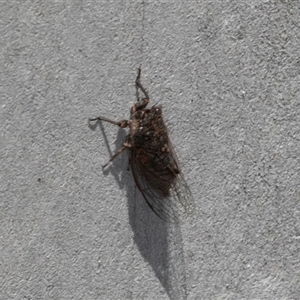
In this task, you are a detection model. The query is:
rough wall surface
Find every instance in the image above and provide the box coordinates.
[1,1,299,299]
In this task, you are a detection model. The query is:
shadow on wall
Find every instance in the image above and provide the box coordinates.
[128,193,188,300]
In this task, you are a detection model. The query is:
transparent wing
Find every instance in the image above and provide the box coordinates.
[129,140,195,223]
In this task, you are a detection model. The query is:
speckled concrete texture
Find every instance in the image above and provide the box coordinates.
[1,1,300,299]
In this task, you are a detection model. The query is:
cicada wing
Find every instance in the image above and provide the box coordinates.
[166,138,195,216]
[129,145,194,223]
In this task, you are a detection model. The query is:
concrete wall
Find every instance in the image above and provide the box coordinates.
[1,1,299,299]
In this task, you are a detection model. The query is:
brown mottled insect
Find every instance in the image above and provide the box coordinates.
[89,69,194,222]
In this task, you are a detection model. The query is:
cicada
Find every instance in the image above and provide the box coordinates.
[89,69,194,222]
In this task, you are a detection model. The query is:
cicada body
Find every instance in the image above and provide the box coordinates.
[89,69,194,222]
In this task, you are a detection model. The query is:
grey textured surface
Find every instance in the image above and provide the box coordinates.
[1,1,300,299]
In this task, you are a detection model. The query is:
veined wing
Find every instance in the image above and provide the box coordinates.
[129,141,194,223]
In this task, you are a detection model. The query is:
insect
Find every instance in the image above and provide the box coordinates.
[89,69,194,222]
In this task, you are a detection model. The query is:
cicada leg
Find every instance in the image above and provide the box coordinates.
[136,68,149,100]
[89,116,131,168]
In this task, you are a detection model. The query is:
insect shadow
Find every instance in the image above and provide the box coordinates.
[128,191,188,300]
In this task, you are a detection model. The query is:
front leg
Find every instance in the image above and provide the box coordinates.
[88,116,129,128]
